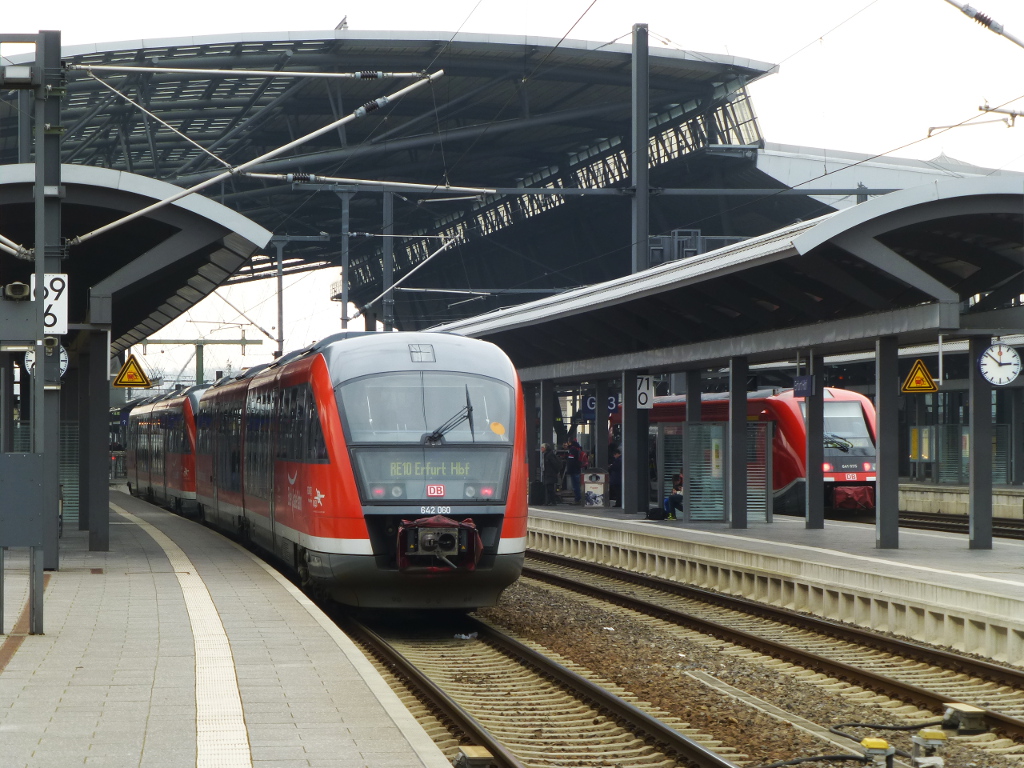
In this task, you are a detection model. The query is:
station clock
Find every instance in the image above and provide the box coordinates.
[978,342,1021,386]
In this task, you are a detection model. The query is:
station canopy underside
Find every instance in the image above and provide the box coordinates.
[434,178,1024,382]
[0,30,855,329]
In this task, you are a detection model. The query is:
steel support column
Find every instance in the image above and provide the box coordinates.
[37,30,63,573]
[86,331,110,551]
[876,336,900,549]
[539,379,556,478]
[630,23,649,274]
[77,346,92,533]
[0,353,12,452]
[594,379,610,472]
[968,336,993,549]
[525,383,540,483]
[274,241,285,357]
[337,192,353,329]
[383,192,395,331]
[622,371,648,515]
[683,369,702,522]
[804,355,825,528]
[1010,387,1024,486]
[728,357,747,528]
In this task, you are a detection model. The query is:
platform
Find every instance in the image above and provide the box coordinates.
[0,490,449,768]
[527,503,1024,665]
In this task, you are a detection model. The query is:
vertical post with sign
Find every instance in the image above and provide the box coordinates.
[622,372,652,514]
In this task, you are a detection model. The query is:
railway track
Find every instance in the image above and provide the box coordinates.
[339,613,748,768]
[523,551,1024,746]
[897,511,1024,539]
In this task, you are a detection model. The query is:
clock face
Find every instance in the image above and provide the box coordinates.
[978,343,1021,386]
[23,346,69,378]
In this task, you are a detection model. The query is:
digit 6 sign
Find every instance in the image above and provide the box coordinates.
[29,273,69,335]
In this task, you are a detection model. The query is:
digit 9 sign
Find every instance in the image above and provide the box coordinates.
[29,274,69,335]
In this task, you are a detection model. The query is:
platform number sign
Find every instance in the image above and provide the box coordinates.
[636,374,654,409]
[29,273,69,335]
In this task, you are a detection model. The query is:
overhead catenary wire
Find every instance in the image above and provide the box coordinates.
[942,0,1024,51]
[350,237,457,321]
[241,171,495,195]
[67,70,445,247]
[86,71,232,169]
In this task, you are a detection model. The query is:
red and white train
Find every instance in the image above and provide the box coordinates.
[126,331,528,609]
[621,387,877,514]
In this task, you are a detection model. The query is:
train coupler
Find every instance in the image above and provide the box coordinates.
[397,515,483,572]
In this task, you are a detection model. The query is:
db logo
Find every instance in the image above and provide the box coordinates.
[427,485,445,497]
[845,473,857,481]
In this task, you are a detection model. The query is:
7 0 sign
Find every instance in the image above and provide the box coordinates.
[29,273,69,335]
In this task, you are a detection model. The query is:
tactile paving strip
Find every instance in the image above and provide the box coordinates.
[112,503,252,768]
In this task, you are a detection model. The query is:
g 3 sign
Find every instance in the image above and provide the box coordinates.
[29,273,69,335]
[636,374,654,409]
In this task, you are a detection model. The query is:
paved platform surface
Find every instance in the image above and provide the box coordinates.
[0,490,449,768]
[529,503,1024,602]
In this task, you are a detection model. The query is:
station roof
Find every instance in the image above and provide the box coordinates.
[1,31,805,328]
[0,164,271,354]
[433,177,1024,382]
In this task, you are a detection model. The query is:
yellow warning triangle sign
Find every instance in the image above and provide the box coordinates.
[113,354,153,388]
[901,358,938,393]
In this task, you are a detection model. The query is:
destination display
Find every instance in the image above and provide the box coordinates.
[352,447,511,503]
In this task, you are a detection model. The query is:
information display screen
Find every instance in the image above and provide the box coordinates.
[352,447,511,503]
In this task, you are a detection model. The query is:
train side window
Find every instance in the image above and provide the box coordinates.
[306,385,329,463]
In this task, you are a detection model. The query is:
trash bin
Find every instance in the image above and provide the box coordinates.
[583,471,609,507]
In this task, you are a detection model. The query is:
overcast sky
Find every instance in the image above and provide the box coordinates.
[5,0,1024,384]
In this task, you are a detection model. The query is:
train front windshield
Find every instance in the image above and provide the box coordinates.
[338,371,514,503]
[801,400,875,458]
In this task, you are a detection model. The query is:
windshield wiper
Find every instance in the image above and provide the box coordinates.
[823,432,853,452]
[425,387,474,444]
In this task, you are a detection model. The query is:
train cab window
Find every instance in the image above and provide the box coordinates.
[337,371,514,444]
[799,400,875,456]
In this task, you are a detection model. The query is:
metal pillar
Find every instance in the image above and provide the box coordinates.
[86,331,110,551]
[383,192,395,331]
[337,192,353,329]
[196,342,205,385]
[682,369,702,521]
[539,380,556,451]
[622,371,648,515]
[37,30,63,574]
[728,357,747,528]
[968,336,993,549]
[274,241,285,357]
[0,353,12,452]
[77,347,91,533]
[525,383,540,482]
[630,23,650,274]
[1010,387,1024,486]
[875,336,900,549]
[594,379,610,472]
[804,355,825,529]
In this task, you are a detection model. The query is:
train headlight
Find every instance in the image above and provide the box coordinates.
[479,486,495,499]
[863,462,875,472]
[371,486,387,499]
[391,485,404,498]
[464,485,477,499]
[822,462,833,473]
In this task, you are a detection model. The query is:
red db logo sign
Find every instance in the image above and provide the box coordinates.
[427,485,445,497]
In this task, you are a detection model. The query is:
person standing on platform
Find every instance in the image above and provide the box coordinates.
[608,448,622,507]
[565,437,584,504]
[541,443,562,505]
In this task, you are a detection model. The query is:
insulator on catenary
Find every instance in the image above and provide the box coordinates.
[354,96,390,117]
[357,71,382,80]
[974,11,994,27]
[290,173,312,183]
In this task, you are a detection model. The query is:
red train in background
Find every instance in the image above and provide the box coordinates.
[126,385,208,514]
[618,387,877,514]
[126,331,528,609]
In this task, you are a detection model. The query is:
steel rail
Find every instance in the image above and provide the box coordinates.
[463,616,742,768]
[338,616,528,768]
[524,553,1024,740]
